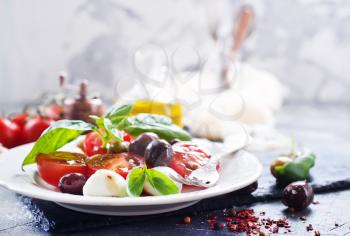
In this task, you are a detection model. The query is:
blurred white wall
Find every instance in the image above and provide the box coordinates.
[1,0,350,109]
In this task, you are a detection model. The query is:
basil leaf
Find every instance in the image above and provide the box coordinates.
[22,120,94,169]
[104,118,123,141]
[105,104,133,124]
[126,167,146,197]
[117,114,191,142]
[145,168,179,195]
[96,117,123,142]
[44,120,94,133]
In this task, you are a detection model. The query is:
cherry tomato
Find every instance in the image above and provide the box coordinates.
[0,118,21,148]
[37,152,87,187]
[85,153,144,179]
[122,131,133,142]
[168,142,213,177]
[24,117,53,143]
[83,132,107,156]
[10,113,29,128]
[10,113,29,146]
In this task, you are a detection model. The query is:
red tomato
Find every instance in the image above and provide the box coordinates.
[85,153,144,179]
[24,117,53,143]
[0,118,21,148]
[10,113,29,146]
[37,152,87,187]
[10,113,29,128]
[168,142,212,177]
[83,132,107,156]
[122,131,133,142]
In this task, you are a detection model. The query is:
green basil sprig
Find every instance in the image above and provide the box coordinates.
[126,166,179,197]
[91,116,123,148]
[22,120,94,169]
[116,113,191,142]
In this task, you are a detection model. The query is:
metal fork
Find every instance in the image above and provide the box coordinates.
[169,132,251,188]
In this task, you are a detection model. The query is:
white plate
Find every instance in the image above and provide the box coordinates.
[0,141,262,216]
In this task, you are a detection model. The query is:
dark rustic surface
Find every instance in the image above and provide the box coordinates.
[0,104,350,235]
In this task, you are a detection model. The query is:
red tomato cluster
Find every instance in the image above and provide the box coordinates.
[0,113,54,148]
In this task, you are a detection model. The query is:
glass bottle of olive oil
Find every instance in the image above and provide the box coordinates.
[131,100,183,128]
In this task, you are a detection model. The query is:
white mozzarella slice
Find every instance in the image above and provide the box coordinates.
[83,169,127,197]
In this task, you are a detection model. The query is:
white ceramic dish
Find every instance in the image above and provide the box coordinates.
[0,141,262,216]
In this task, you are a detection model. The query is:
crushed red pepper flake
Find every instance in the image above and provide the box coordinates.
[206,208,291,235]
[258,231,266,236]
[300,216,307,221]
[314,230,321,236]
[184,216,191,224]
[306,224,314,231]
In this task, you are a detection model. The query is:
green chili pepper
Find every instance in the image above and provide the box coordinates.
[274,151,316,182]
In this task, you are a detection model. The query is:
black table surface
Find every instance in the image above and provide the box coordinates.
[1,103,350,235]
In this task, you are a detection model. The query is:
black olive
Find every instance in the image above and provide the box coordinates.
[129,132,159,157]
[282,181,314,211]
[58,173,87,195]
[144,139,173,168]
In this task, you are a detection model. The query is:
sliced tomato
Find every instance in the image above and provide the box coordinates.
[85,153,144,179]
[83,132,107,156]
[37,152,87,187]
[168,142,212,177]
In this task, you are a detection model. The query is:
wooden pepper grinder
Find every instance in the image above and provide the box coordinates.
[63,80,104,123]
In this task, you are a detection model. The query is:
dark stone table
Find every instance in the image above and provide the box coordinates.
[1,103,350,235]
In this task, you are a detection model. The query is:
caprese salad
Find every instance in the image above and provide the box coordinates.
[21,104,217,197]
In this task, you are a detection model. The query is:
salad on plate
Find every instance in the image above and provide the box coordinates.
[21,104,220,198]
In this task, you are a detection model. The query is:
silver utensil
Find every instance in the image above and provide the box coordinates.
[170,131,251,188]
[221,5,255,89]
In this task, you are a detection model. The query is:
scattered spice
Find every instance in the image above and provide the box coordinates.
[228,208,237,217]
[271,226,279,233]
[312,200,320,205]
[314,230,321,236]
[184,216,191,224]
[335,222,339,227]
[206,208,291,235]
[211,222,225,230]
[300,216,307,221]
[259,231,266,236]
[306,224,314,231]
